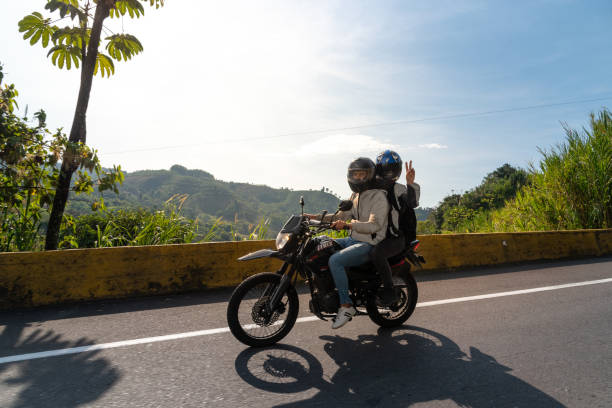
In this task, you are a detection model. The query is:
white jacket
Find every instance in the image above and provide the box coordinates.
[329,189,389,245]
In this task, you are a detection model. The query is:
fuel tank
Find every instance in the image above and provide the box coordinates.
[303,236,342,272]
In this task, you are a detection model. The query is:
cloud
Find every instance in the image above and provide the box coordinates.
[296,134,399,157]
[419,143,448,149]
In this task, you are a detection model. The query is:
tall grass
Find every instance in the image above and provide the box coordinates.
[491,109,612,231]
[60,194,199,248]
[60,206,276,248]
[60,206,198,248]
[246,217,271,240]
[201,216,223,242]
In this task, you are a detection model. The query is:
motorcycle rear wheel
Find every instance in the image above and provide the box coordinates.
[227,272,299,347]
[366,272,418,327]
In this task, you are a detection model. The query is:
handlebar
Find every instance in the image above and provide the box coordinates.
[307,219,350,232]
[307,219,332,228]
[306,219,337,235]
[305,208,344,231]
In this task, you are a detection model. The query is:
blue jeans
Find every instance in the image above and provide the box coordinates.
[329,237,373,305]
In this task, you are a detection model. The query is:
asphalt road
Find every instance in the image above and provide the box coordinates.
[1,257,611,407]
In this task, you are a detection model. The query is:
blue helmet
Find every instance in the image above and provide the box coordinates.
[375,150,402,181]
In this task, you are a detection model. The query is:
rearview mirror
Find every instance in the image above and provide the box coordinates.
[338,200,353,212]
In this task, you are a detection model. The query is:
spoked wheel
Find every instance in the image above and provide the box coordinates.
[366,272,418,327]
[227,272,299,347]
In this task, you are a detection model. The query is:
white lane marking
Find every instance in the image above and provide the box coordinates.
[0,327,230,364]
[1,277,611,365]
[416,277,612,307]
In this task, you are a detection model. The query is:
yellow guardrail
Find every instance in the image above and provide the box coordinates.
[1,229,610,309]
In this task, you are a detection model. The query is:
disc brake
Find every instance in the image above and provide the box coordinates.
[251,297,283,326]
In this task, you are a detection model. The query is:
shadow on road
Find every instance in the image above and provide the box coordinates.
[0,323,120,408]
[235,325,565,407]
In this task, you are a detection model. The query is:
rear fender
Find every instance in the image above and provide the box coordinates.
[405,250,425,269]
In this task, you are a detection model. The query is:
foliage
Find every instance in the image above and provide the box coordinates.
[18,0,163,77]
[416,219,437,235]
[490,109,612,231]
[59,189,284,248]
[246,217,271,240]
[462,164,529,211]
[444,206,477,231]
[319,228,350,239]
[18,0,164,250]
[427,164,529,233]
[59,206,197,249]
[426,109,612,233]
[0,64,123,252]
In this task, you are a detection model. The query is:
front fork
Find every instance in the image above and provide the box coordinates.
[265,261,295,316]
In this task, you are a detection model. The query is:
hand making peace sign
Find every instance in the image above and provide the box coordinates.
[406,160,415,185]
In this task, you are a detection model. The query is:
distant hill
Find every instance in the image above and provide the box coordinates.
[66,164,432,240]
[66,165,341,239]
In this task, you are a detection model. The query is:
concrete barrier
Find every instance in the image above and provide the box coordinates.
[1,229,611,310]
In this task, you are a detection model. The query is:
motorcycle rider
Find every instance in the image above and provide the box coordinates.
[305,157,389,329]
[370,150,421,306]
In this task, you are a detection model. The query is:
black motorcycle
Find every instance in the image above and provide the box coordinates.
[226,198,425,347]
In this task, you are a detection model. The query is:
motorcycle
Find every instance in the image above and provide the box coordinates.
[226,197,425,347]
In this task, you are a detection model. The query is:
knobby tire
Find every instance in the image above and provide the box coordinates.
[366,272,418,327]
[227,272,299,347]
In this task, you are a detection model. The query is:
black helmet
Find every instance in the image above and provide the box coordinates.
[347,157,376,193]
[375,150,403,181]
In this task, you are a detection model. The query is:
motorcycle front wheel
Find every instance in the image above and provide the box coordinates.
[366,272,418,328]
[227,272,299,347]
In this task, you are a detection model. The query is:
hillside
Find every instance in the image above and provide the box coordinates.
[66,165,342,239]
[65,164,432,240]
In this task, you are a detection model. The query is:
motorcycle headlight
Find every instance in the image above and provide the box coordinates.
[275,232,292,250]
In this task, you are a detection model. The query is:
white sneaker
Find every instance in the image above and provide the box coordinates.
[331,305,357,329]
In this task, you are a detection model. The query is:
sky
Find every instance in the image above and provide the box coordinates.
[1,0,611,208]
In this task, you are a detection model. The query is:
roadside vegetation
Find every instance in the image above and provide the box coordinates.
[419,163,529,234]
[58,195,274,249]
[421,108,612,234]
[17,0,164,249]
[490,109,611,232]
[0,64,122,252]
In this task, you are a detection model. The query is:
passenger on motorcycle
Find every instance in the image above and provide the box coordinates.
[305,157,389,329]
[370,150,421,306]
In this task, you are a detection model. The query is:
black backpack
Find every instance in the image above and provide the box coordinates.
[384,183,418,244]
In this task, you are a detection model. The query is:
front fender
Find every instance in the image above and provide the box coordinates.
[237,249,280,261]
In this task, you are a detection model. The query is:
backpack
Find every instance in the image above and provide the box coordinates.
[384,183,418,244]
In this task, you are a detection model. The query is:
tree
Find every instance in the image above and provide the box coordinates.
[0,63,123,251]
[427,164,529,232]
[18,0,164,249]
